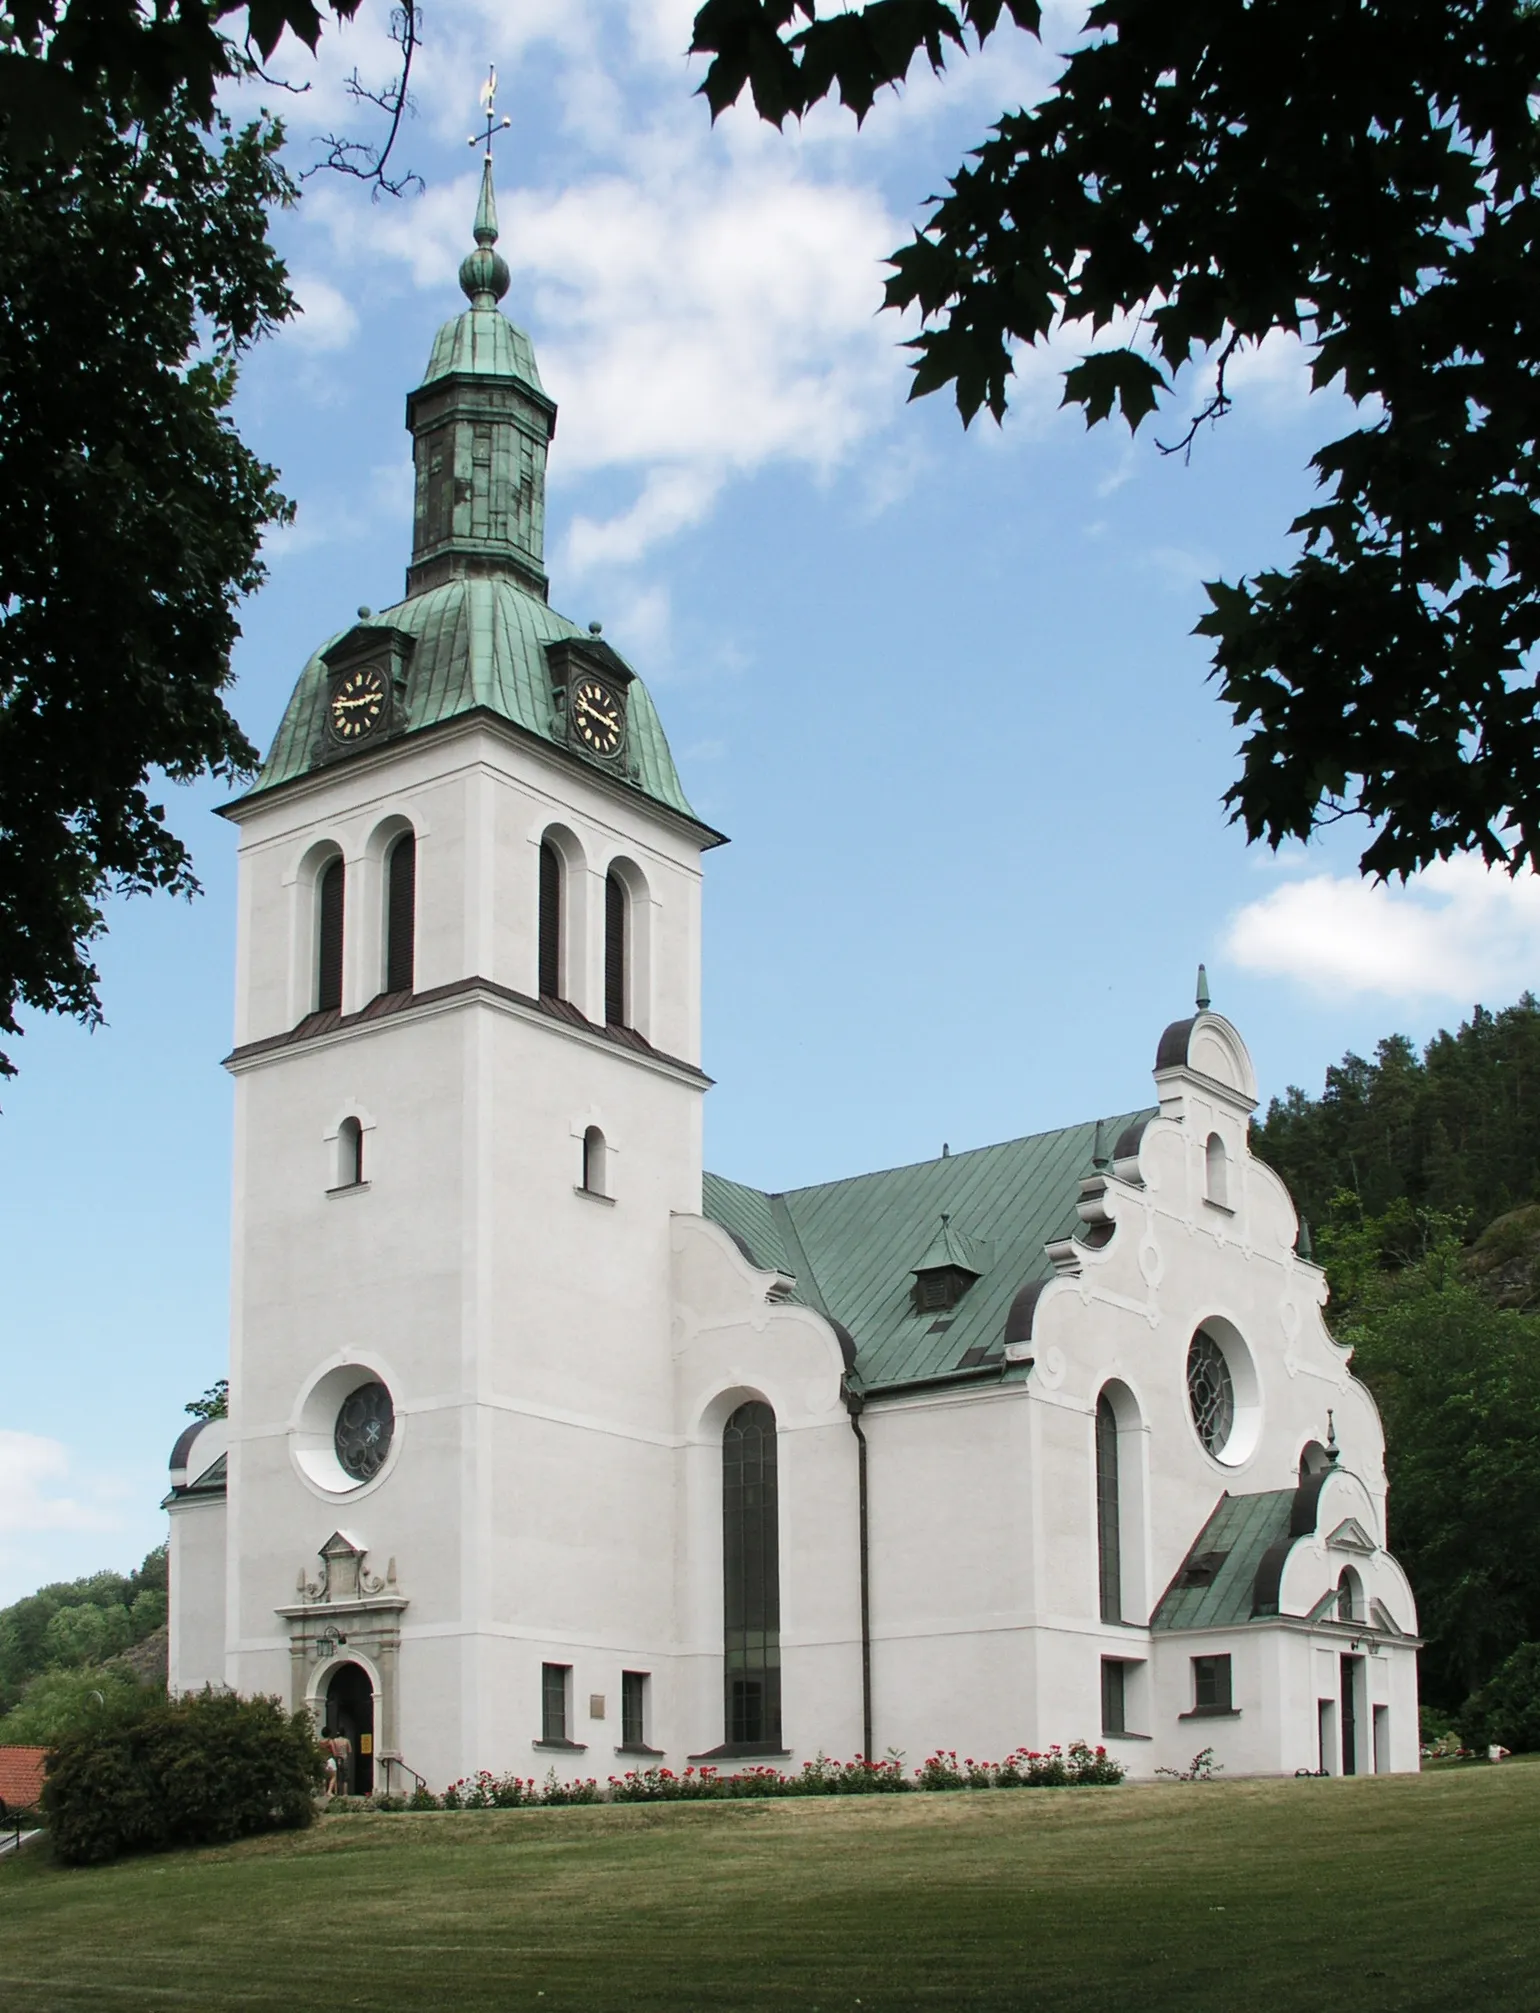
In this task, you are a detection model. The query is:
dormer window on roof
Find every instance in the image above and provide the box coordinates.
[910,1214,983,1314]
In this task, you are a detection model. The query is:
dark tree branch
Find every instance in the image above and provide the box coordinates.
[302,0,421,197]
[1156,327,1242,462]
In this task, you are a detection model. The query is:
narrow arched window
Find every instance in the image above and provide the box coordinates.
[337,1116,364,1188]
[1337,1568,1360,1624]
[581,1125,607,1197]
[385,833,416,994]
[317,856,345,1012]
[1096,1394,1122,1624]
[723,1400,781,1751]
[539,840,562,1000]
[1205,1132,1229,1208]
[605,870,627,1027]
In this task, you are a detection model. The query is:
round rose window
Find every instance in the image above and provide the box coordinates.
[334,1381,395,1482]
[1186,1331,1235,1458]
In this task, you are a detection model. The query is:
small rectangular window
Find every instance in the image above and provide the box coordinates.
[541,1662,570,1744]
[1193,1654,1233,1713]
[621,1670,647,1748]
[1100,1658,1127,1736]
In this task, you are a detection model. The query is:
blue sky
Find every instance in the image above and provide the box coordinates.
[4,2,1537,1605]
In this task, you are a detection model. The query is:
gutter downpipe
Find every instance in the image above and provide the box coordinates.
[844,1381,873,1760]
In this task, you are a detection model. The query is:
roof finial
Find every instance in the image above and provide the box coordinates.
[460,65,512,308]
[1195,962,1211,1012]
[1325,1409,1340,1463]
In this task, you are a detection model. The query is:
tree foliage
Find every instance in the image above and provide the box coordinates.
[1254,995,1540,1709]
[691,2,1540,880]
[0,97,296,1078]
[0,0,360,161]
[0,1660,152,1745]
[1460,1640,1540,1751]
[185,1378,229,1422]
[1252,995,1540,1237]
[1339,1254,1540,1708]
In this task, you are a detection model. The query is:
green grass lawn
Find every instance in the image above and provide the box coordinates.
[1,1762,1536,2012]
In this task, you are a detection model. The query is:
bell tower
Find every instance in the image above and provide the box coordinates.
[200,99,727,1792]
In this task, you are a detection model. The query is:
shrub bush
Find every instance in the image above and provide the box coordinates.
[1460,1642,1540,1753]
[43,1689,324,1865]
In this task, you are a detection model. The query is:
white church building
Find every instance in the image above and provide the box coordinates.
[166,158,1422,1789]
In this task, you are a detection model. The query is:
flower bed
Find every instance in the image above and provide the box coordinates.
[339,1743,1124,1813]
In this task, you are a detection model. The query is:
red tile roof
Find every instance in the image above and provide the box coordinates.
[0,1746,47,1813]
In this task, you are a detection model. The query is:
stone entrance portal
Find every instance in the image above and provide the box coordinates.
[280,1532,408,1788]
[324,1661,375,1795]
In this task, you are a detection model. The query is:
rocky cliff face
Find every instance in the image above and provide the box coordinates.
[112,1624,168,1688]
[1462,1204,1540,1311]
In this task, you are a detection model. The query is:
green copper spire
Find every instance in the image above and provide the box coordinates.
[459,154,510,309]
[403,113,555,602]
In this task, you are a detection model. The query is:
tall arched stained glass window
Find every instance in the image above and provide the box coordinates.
[317,856,345,1012]
[538,840,562,1000]
[604,870,627,1027]
[385,832,416,994]
[723,1400,781,1750]
[1095,1394,1122,1624]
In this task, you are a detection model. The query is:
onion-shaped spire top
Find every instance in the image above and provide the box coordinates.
[459,155,510,307]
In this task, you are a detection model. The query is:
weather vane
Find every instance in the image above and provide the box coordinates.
[470,64,512,158]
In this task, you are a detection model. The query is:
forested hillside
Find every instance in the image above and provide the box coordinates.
[1254,995,1540,1238]
[0,1545,168,1740]
[1255,994,1540,1730]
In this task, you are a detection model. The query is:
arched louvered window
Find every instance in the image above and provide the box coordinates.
[605,870,627,1027]
[539,840,562,1000]
[385,833,416,994]
[723,1400,781,1751]
[1095,1393,1122,1625]
[317,856,345,1013]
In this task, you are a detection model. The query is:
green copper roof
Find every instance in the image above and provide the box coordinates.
[421,307,544,394]
[704,1109,1153,1391]
[255,574,702,824]
[1151,1490,1296,1632]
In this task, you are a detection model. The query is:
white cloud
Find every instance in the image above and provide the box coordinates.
[1144,543,1217,592]
[264,459,410,566]
[0,1431,114,1544]
[1225,856,1540,1001]
[284,273,360,353]
[304,135,907,568]
[594,580,673,660]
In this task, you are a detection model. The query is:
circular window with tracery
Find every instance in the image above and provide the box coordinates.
[334,1381,395,1482]
[1187,1330,1235,1457]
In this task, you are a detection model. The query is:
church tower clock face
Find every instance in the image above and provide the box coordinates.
[570,675,624,758]
[329,663,389,742]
